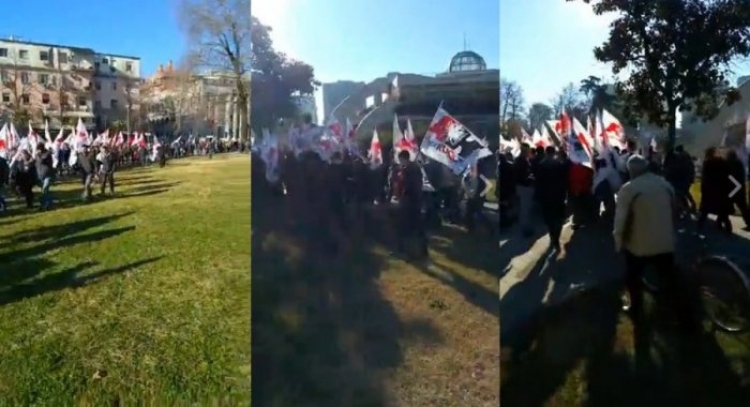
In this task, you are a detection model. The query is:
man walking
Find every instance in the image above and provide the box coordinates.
[78,145,95,201]
[98,146,116,195]
[35,142,54,210]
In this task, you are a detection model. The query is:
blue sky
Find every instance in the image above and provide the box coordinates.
[500,0,617,106]
[501,0,750,107]
[252,0,499,123]
[0,0,184,77]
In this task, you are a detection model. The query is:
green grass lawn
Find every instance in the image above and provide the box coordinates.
[0,155,251,404]
[251,182,499,406]
[502,282,750,406]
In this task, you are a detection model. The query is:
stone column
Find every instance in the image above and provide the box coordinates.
[231,95,239,139]
[223,95,231,137]
[212,96,221,135]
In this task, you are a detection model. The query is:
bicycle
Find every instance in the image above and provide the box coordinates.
[641,230,750,333]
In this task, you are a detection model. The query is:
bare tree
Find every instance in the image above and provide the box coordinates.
[122,77,143,133]
[550,83,587,119]
[0,49,34,119]
[500,79,525,124]
[52,64,78,128]
[178,0,251,140]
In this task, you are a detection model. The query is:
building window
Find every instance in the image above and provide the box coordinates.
[112,82,117,90]
[125,62,133,72]
[21,94,29,105]
[39,51,49,61]
[102,58,109,64]
[78,97,87,107]
[39,74,49,85]
[42,93,50,104]
[18,50,28,59]
[110,66,116,73]
[51,75,57,86]
[94,62,100,71]
[95,81,101,90]
[20,72,29,84]
[110,99,118,109]
[59,52,68,64]
[60,94,68,106]
[0,48,7,57]
[94,100,101,110]
[1,93,9,103]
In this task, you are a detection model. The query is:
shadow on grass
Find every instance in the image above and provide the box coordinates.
[44,181,179,209]
[251,182,442,407]
[0,256,163,307]
[0,226,136,287]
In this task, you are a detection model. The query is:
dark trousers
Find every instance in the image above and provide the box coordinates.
[396,205,428,257]
[697,209,732,232]
[624,251,692,324]
[570,193,594,226]
[100,172,115,194]
[436,187,459,222]
[18,184,33,208]
[541,203,566,247]
[465,197,494,234]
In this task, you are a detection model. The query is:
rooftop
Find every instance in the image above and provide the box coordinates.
[0,36,140,60]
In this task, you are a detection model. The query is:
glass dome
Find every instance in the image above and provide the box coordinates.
[448,51,487,73]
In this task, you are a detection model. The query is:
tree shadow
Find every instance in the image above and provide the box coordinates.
[0,256,164,307]
[502,283,750,406]
[3,212,136,244]
[251,183,442,406]
[501,218,750,406]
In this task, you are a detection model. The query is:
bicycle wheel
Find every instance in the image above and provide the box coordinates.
[695,256,750,333]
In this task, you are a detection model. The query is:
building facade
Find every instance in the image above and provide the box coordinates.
[91,52,142,129]
[330,50,499,143]
[140,63,248,137]
[0,37,140,129]
[321,80,366,121]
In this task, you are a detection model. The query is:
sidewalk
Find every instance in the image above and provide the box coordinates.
[500,214,750,347]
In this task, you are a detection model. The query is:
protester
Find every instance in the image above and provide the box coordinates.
[34,142,54,210]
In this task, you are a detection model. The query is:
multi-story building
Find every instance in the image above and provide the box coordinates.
[293,93,317,124]
[140,62,249,137]
[0,37,142,129]
[91,52,142,129]
[321,80,366,121]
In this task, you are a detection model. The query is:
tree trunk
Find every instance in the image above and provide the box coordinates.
[666,102,677,151]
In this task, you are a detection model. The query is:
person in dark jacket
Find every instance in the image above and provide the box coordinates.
[462,163,494,235]
[513,143,534,236]
[0,155,8,212]
[78,145,95,201]
[535,146,569,251]
[12,150,36,209]
[726,149,750,228]
[697,147,733,233]
[395,150,428,258]
[98,145,116,195]
[35,142,54,210]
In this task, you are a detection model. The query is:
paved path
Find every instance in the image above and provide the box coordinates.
[500,214,750,347]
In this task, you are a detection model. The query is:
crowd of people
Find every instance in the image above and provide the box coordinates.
[252,144,499,261]
[498,137,749,331]
[0,134,249,212]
